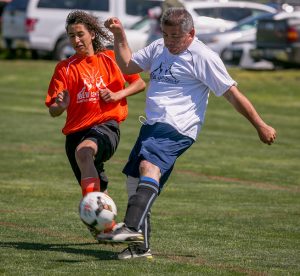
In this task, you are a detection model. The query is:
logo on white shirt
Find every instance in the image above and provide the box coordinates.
[150,61,179,84]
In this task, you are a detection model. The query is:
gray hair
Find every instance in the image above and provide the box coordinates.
[160,7,194,33]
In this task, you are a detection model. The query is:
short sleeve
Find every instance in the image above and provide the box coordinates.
[101,49,142,84]
[194,49,237,97]
[45,64,67,107]
[131,39,163,72]
[123,72,141,84]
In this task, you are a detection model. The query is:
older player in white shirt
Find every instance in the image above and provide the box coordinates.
[98,7,277,260]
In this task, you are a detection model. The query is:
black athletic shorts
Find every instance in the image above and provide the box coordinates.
[65,120,120,192]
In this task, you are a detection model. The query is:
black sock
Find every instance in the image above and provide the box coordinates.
[124,177,159,232]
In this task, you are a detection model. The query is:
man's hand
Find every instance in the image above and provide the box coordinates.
[104,17,124,35]
[104,17,140,75]
[256,124,277,145]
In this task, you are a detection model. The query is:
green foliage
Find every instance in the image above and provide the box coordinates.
[0,60,299,275]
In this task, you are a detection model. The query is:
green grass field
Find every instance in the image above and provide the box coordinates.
[0,60,299,275]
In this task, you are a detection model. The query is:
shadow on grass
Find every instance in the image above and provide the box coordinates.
[0,241,118,261]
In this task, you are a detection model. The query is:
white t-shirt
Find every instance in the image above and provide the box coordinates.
[131,37,236,140]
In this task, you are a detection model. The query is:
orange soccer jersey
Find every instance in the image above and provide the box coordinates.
[45,50,141,135]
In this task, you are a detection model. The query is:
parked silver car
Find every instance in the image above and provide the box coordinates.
[223,11,300,69]
[250,10,300,68]
[184,0,277,34]
[221,35,274,70]
[199,12,276,57]
[125,16,152,52]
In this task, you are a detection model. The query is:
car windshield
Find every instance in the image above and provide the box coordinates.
[5,0,28,11]
[231,13,275,31]
[126,0,161,16]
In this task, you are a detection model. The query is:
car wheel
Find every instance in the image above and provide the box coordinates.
[53,38,75,60]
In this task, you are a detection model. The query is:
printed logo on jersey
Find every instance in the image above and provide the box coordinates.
[77,68,106,103]
[150,61,179,84]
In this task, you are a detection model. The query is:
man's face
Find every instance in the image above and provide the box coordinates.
[161,24,194,55]
[67,23,95,56]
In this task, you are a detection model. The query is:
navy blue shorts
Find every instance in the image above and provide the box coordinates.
[122,122,194,189]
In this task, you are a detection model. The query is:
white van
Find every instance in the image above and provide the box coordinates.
[1,0,162,59]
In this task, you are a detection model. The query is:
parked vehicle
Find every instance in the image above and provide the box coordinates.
[221,35,274,70]
[250,11,300,68]
[0,0,279,60]
[220,11,300,69]
[199,12,276,57]
[0,1,10,28]
[1,0,162,60]
[145,0,277,47]
[183,0,277,34]
[126,16,152,52]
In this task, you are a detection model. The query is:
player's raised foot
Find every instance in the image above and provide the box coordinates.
[97,224,144,244]
[118,245,153,260]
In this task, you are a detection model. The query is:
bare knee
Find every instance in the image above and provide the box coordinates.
[75,146,94,167]
[139,160,161,182]
[75,139,97,166]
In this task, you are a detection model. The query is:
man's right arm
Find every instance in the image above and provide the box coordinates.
[105,17,143,75]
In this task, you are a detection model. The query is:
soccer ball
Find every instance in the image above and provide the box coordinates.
[79,192,117,232]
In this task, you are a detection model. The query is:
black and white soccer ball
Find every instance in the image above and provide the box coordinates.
[79,192,117,232]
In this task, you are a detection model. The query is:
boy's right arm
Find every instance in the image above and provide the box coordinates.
[49,90,69,117]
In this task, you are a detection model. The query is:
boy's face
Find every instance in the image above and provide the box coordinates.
[67,23,95,56]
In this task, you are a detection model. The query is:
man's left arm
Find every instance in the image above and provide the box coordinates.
[223,85,277,145]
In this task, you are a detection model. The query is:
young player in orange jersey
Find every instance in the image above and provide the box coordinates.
[45,10,146,237]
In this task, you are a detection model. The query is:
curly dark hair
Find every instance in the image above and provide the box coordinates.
[65,10,113,53]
